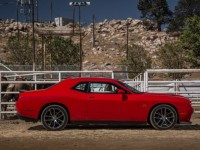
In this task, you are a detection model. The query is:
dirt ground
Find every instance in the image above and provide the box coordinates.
[0,114,200,150]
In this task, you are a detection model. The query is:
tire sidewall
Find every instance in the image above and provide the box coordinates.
[41,105,68,131]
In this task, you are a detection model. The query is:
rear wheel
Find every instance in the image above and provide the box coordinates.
[41,105,68,131]
[150,104,177,130]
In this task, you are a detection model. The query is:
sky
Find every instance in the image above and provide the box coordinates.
[0,0,179,24]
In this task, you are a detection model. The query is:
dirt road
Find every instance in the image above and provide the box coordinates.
[0,114,200,150]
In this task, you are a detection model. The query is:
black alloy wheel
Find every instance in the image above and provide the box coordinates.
[41,105,68,131]
[150,104,177,130]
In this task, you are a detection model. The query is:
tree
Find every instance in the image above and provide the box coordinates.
[7,34,33,65]
[157,41,188,69]
[122,44,152,78]
[47,36,79,66]
[137,0,172,31]
[168,0,200,31]
[180,15,200,67]
[156,41,188,79]
[7,34,79,69]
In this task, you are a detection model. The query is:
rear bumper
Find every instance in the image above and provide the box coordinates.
[17,114,37,123]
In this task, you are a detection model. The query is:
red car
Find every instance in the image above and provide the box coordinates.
[16,77,193,130]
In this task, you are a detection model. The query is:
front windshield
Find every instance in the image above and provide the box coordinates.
[118,81,141,94]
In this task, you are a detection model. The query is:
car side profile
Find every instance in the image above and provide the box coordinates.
[16,77,193,130]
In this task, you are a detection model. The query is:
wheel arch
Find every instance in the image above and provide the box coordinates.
[38,102,70,123]
[147,103,179,124]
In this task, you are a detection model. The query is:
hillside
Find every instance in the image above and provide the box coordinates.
[0,19,178,71]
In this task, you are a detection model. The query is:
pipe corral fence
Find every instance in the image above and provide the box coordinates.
[0,69,200,119]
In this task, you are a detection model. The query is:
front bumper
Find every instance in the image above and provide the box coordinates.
[179,121,192,125]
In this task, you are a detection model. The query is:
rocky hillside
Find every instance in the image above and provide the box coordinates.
[0,18,178,71]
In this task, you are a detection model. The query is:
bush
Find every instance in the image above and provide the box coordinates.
[47,36,79,66]
[7,34,33,65]
[122,44,152,78]
[156,41,188,79]
[7,35,79,68]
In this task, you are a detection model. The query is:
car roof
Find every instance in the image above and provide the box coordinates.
[66,77,118,83]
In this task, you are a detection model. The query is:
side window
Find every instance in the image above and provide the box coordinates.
[89,83,118,94]
[73,83,87,92]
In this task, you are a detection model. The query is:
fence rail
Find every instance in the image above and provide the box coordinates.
[127,69,200,113]
[1,69,200,119]
[0,70,114,118]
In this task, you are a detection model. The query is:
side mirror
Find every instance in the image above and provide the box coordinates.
[117,89,125,94]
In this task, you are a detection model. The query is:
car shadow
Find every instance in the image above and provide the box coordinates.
[28,124,200,131]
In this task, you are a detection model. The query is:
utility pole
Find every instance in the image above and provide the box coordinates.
[16,1,19,41]
[69,2,90,71]
[31,0,36,71]
[92,14,95,47]
[42,34,44,71]
[73,7,75,35]
[36,0,38,22]
[126,20,129,60]
[78,5,82,71]
[50,1,53,23]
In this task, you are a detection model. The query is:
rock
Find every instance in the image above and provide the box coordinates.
[115,20,122,25]
[101,28,109,33]
[83,60,89,64]
[117,25,124,30]
[66,23,73,28]
[101,33,106,37]
[51,22,56,27]
[87,27,92,32]
[5,27,10,32]
[20,31,27,36]
[104,63,111,66]
[154,39,162,45]
[7,32,13,37]
[5,19,10,24]
[110,20,117,27]
[10,19,15,23]
[97,46,102,51]
[103,19,108,24]
[18,23,24,30]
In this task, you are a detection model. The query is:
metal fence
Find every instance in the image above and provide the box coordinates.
[1,69,200,119]
[0,70,114,118]
[125,69,200,113]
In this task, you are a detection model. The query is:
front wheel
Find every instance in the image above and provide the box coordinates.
[150,104,177,130]
[41,105,68,131]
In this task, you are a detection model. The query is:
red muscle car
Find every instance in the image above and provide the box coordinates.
[16,77,193,130]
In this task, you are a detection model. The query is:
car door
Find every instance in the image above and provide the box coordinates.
[121,94,139,121]
[69,82,88,121]
[86,82,124,121]
[116,82,140,121]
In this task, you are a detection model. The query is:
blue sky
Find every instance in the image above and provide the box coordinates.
[0,0,179,23]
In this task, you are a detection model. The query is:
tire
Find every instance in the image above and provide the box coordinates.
[41,105,68,131]
[150,104,177,130]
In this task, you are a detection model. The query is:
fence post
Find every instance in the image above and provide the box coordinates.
[143,72,146,92]
[140,74,142,92]
[59,72,61,82]
[0,72,2,119]
[111,71,114,79]
[33,74,37,90]
[144,71,149,92]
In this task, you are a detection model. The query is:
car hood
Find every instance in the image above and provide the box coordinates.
[139,92,190,102]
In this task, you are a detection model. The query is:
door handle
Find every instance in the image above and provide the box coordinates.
[89,96,95,99]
